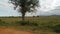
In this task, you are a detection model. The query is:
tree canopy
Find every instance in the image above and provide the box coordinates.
[9,0,39,21]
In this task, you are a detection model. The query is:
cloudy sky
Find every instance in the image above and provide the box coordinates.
[0,0,60,16]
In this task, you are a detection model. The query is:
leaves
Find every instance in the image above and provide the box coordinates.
[9,0,39,21]
[9,0,39,12]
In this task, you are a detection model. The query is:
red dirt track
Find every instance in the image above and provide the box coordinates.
[0,28,33,34]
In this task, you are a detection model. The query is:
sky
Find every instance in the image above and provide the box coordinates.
[0,0,60,16]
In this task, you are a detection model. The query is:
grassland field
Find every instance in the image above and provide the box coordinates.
[0,16,60,34]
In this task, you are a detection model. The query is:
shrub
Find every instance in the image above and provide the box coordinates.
[0,19,8,26]
[51,24,60,33]
[49,24,60,33]
[0,19,2,22]
[16,21,38,26]
[33,16,35,17]
[0,22,8,26]
[37,16,39,17]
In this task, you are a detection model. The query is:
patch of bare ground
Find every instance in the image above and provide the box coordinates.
[0,27,34,34]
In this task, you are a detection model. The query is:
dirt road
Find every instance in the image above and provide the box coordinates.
[0,27,33,34]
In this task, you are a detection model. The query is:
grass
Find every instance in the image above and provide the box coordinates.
[0,16,60,34]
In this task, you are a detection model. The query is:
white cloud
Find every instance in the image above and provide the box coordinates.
[40,0,57,11]
[55,0,60,6]
[0,0,60,16]
[0,0,20,16]
[0,0,14,10]
[0,0,60,11]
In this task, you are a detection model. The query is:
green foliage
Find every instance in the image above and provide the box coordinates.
[9,0,39,21]
[9,0,39,11]
[0,17,60,34]
[50,24,60,33]
[0,19,2,21]
[16,21,38,26]
[0,19,7,26]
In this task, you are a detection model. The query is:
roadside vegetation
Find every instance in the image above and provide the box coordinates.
[0,16,60,34]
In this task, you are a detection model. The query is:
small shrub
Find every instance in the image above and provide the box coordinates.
[16,21,38,26]
[37,16,39,17]
[33,16,35,17]
[0,19,2,21]
[54,25,60,33]
[52,24,60,33]
[0,20,9,26]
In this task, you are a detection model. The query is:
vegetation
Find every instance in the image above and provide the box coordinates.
[9,0,39,21]
[0,16,60,34]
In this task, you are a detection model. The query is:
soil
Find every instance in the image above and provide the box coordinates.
[0,27,34,34]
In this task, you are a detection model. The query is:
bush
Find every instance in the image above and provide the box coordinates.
[33,16,35,17]
[0,19,8,26]
[0,22,9,26]
[37,16,39,17]
[50,24,60,33]
[16,21,38,26]
[0,19,2,22]
[51,24,60,33]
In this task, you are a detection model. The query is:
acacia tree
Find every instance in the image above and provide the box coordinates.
[9,0,39,21]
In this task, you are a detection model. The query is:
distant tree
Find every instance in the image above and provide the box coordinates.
[33,16,35,17]
[37,16,39,17]
[9,0,39,21]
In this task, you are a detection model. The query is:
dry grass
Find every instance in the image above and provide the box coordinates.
[0,16,60,34]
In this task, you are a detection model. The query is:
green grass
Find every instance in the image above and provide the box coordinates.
[0,16,60,34]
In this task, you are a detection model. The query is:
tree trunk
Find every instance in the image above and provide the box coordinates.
[22,13,25,22]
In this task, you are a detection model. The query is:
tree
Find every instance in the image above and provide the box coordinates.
[9,0,39,21]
